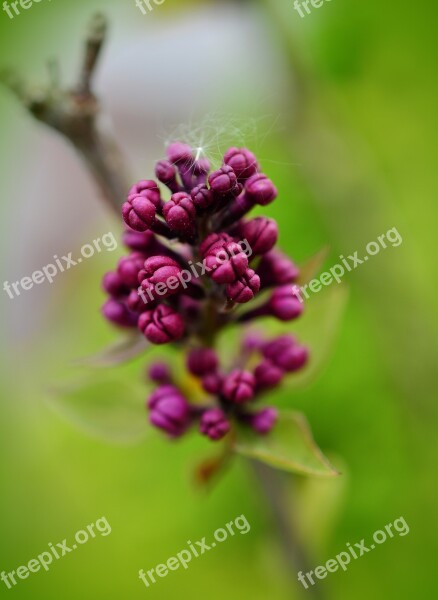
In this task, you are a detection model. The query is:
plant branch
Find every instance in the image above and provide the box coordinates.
[0,13,130,216]
[251,460,326,600]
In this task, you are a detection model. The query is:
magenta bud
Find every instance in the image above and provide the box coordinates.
[166,142,193,165]
[269,286,304,321]
[262,335,295,359]
[245,173,277,205]
[200,408,230,441]
[199,233,233,257]
[148,385,191,437]
[102,271,129,297]
[138,305,185,344]
[122,229,156,252]
[122,194,156,232]
[155,160,177,182]
[250,408,278,434]
[205,242,249,284]
[178,296,202,321]
[101,298,138,328]
[191,184,214,211]
[226,268,260,303]
[240,217,278,255]
[223,147,258,181]
[257,250,299,287]
[126,289,148,314]
[117,253,145,288]
[264,341,308,373]
[208,165,239,196]
[222,370,255,404]
[242,332,264,352]
[128,180,161,202]
[148,362,172,384]
[163,192,196,235]
[254,359,284,389]
[192,158,210,175]
[187,347,219,377]
[139,255,183,299]
[201,372,223,394]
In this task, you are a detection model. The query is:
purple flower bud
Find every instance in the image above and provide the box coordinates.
[128,180,161,204]
[148,385,191,437]
[200,408,230,441]
[242,332,264,352]
[217,193,257,229]
[155,160,180,193]
[205,242,249,284]
[257,250,299,287]
[101,298,138,328]
[240,217,278,255]
[138,255,183,300]
[208,165,239,196]
[264,338,308,372]
[187,347,219,376]
[178,295,202,321]
[138,305,185,344]
[122,193,156,232]
[192,160,211,187]
[163,192,196,235]
[126,288,149,312]
[226,268,260,303]
[191,184,214,211]
[166,142,193,165]
[202,372,223,394]
[250,408,278,434]
[245,173,277,205]
[199,233,233,257]
[238,286,303,323]
[254,359,284,389]
[148,362,172,384]
[262,335,295,359]
[193,157,210,174]
[222,370,255,404]
[122,229,156,252]
[117,253,145,288]
[102,271,129,297]
[223,147,258,181]
[269,286,303,321]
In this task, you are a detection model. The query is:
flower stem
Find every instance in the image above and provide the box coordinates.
[250,460,327,600]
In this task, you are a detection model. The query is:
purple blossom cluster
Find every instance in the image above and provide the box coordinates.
[101,143,308,441]
[146,332,308,440]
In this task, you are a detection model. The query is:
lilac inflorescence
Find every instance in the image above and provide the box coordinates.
[101,143,309,441]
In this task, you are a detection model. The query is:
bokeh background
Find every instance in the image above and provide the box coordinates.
[0,0,437,598]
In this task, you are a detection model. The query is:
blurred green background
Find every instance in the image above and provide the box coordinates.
[0,0,437,598]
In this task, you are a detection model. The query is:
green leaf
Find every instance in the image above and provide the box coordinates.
[297,246,330,286]
[47,375,149,445]
[234,410,339,477]
[284,283,348,390]
[73,334,149,368]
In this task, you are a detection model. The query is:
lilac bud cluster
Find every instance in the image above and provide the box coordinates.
[146,333,308,440]
[101,143,309,441]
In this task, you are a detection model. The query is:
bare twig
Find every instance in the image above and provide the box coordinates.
[0,13,130,215]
